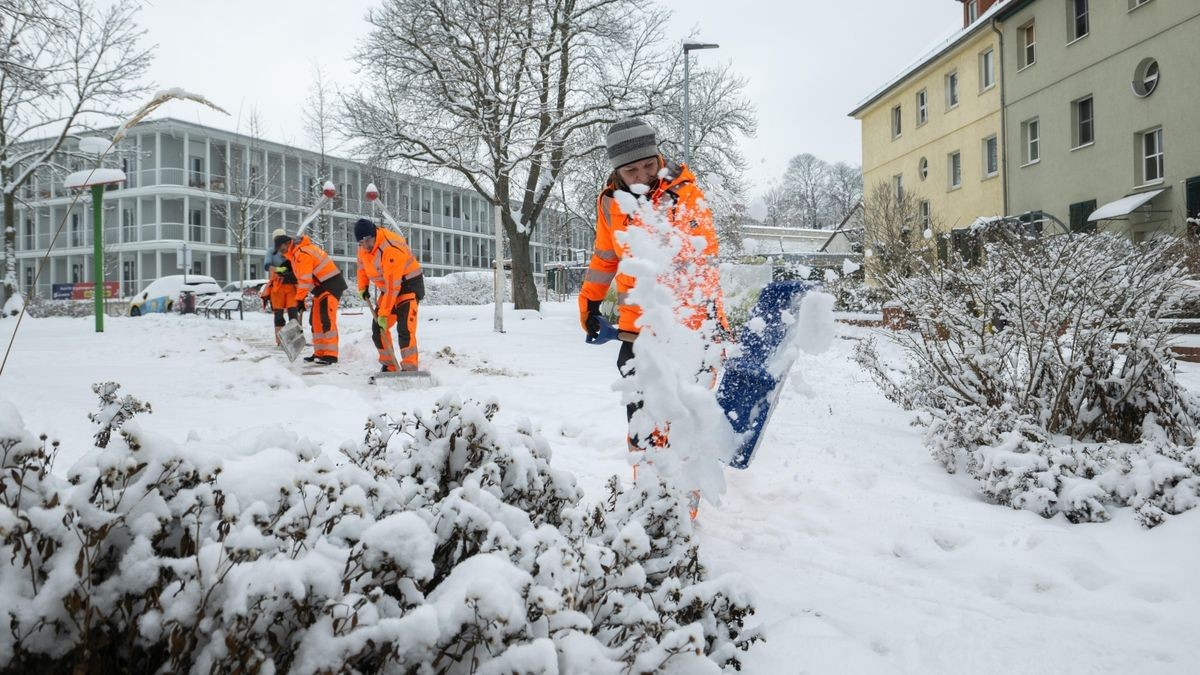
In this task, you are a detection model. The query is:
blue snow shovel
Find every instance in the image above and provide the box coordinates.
[584,316,623,345]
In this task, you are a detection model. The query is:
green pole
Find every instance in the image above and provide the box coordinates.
[92,183,105,333]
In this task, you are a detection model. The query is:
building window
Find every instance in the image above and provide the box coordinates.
[1022,118,1041,165]
[1069,0,1089,42]
[891,105,902,138]
[1019,22,1037,69]
[1069,199,1097,233]
[72,263,82,283]
[949,152,962,189]
[189,208,204,242]
[189,156,205,188]
[1133,58,1160,97]
[122,209,136,243]
[1140,127,1164,184]
[919,157,929,181]
[916,89,928,125]
[983,136,998,177]
[122,260,137,295]
[893,174,904,201]
[70,213,81,247]
[946,71,959,108]
[967,0,979,23]
[1188,176,1200,223]
[1072,96,1094,148]
[24,218,34,250]
[1128,0,1152,10]
[979,48,995,90]
[920,200,932,230]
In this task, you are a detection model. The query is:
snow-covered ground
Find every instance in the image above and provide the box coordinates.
[2,304,1197,674]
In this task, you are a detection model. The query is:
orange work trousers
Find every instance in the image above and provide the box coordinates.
[310,291,339,359]
[371,293,419,371]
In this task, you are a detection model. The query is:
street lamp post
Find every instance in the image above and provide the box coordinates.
[64,137,125,333]
[683,41,719,167]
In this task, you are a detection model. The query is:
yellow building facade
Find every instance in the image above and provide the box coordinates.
[851,20,1005,234]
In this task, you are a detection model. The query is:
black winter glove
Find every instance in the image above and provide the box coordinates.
[359,288,370,302]
[585,299,602,340]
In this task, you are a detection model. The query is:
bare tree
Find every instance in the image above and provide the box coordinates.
[781,153,831,229]
[343,0,677,311]
[215,110,276,318]
[301,64,337,248]
[861,181,937,281]
[826,161,863,228]
[0,0,153,308]
[553,54,755,259]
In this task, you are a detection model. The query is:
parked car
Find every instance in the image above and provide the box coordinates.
[221,279,268,296]
[128,274,220,316]
[205,278,270,314]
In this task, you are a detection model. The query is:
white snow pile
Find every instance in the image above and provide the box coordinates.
[611,187,737,506]
[423,271,502,306]
[0,382,760,672]
[856,228,1200,526]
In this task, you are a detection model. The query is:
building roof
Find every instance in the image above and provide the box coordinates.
[848,0,1010,118]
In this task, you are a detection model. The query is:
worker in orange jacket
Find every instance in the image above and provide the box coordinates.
[354,218,424,372]
[276,232,348,364]
[261,228,301,346]
[578,118,728,512]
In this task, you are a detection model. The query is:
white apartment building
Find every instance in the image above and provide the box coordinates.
[12,118,585,298]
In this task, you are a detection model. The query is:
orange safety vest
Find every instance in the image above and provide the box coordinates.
[578,162,727,334]
[356,228,422,315]
[286,235,341,302]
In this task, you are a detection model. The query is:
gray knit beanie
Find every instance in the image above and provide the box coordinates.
[606,118,659,169]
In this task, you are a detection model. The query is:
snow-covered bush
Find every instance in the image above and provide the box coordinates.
[423,271,504,306]
[855,225,1200,526]
[0,384,760,672]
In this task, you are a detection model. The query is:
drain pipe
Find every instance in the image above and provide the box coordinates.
[991,17,1010,217]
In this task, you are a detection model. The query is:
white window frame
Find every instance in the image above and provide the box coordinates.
[1072,95,1094,149]
[1068,0,1089,43]
[891,105,902,138]
[893,173,904,201]
[983,136,999,177]
[946,70,960,109]
[979,48,995,91]
[967,0,979,23]
[1128,0,1152,11]
[919,157,929,181]
[916,89,928,126]
[1141,127,1164,185]
[948,151,962,190]
[1020,22,1037,70]
[1022,118,1041,166]
[920,200,932,230]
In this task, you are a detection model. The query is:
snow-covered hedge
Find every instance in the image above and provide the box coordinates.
[855,227,1200,526]
[0,384,760,672]
[423,271,504,306]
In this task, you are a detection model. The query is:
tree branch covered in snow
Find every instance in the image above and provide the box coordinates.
[855,226,1200,526]
[0,386,761,671]
[0,0,153,302]
[343,0,753,311]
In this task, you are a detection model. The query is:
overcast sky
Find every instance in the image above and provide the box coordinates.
[128,0,962,198]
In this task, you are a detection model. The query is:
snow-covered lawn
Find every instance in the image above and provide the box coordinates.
[2,304,1197,673]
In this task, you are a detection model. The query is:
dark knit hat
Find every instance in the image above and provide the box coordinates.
[353,218,377,242]
[606,118,659,169]
[273,234,292,251]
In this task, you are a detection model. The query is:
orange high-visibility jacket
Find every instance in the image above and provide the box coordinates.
[357,227,422,316]
[578,162,726,334]
[286,235,341,302]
